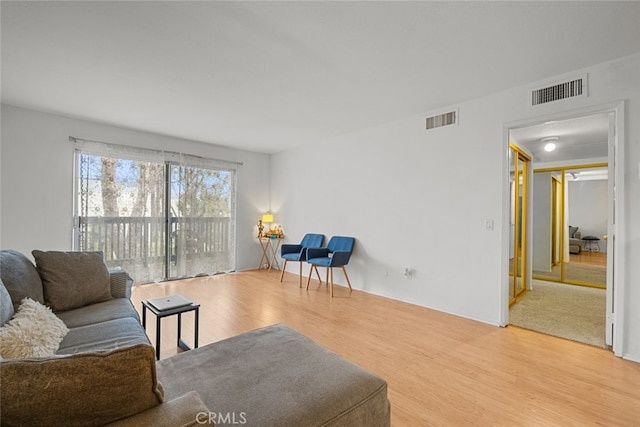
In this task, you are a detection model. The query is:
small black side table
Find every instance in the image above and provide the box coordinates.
[582,236,601,252]
[142,297,200,360]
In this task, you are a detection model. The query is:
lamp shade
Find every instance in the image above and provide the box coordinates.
[261,213,274,223]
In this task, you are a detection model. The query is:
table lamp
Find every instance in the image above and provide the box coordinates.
[260,213,274,237]
[262,213,274,225]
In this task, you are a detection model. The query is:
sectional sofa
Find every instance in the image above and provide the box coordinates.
[0,249,390,426]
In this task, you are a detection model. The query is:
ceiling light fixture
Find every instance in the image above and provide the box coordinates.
[542,136,559,152]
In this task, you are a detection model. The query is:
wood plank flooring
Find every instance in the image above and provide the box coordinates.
[569,250,607,267]
[131,269,640,426]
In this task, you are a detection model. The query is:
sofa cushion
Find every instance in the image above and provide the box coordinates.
[32,250,112,312]
[0,298,69,359]
[0,343,164,426]
[157,324,390,427]
[57,317,151,354]
[0,249,45,311]
[0,278,15,326]
[56,297,140,329]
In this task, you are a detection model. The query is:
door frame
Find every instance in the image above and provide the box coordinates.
[508,144,531,305]
[500,101,626,356]
[551,174,561,268]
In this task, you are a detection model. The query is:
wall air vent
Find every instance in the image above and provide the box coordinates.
[426,109,457,130]
[531,74,587,106]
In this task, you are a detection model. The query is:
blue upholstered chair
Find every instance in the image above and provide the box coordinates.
[306,236,355,297]
[280,233,325,287]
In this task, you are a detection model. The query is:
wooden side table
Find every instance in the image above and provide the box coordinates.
[142,296,200,360]
[257,236,283,271]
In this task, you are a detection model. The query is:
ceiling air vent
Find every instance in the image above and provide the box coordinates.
[426,110,457,130]
[531,74,587,106]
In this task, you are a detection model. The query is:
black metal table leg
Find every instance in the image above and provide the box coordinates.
[155,314,161,360]
[142,303,147,328]
[194,306,199,349]
[177,312,182,347]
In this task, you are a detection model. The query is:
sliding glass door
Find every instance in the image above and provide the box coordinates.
[74,145,236,284]
[168,162,234,279]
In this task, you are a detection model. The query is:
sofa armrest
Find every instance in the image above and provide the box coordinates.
[107,391,213,426]
[109,269,134,299]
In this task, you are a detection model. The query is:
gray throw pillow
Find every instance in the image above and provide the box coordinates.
[0,249,45,311]
[0,279,15,326]
[569,226,579,238]
[32,250,112,312]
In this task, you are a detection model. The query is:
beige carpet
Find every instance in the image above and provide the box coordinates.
[509,279,606,348]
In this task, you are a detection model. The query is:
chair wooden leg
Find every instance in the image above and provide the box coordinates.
[306,265,323,290]
[279,259,287,282]
[325,268,329,288]
[298,262,303,288]
[306,265,312,290]
[330,267,334,297]
[342,266,352,291]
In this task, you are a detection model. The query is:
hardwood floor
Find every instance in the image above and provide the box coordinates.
[131,270,640,426]
[569,250,607,267]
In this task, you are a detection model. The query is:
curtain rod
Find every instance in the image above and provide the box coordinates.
[69,136,244,167]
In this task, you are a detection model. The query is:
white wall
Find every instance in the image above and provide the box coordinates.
[271,53,640,361]
[0,105,271,271]
[2,54,639,361]
[568,179,608,252]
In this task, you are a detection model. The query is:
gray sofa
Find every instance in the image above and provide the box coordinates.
[0,249,390,426]
[0,250,151,355]
[569,226,582,254]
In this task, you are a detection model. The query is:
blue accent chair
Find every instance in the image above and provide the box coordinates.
[306,236,355,297]
[280,233,325,287]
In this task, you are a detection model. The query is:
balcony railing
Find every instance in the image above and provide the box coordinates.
[78,216,231,265]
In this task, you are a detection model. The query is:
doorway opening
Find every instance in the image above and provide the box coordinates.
[505,109,618,349]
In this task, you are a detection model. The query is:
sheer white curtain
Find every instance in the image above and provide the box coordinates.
[72,137,239,284]
[167,152,237,279]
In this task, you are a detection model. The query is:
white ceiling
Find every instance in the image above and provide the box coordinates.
[510,112,610,163]
[2,1,639,154]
